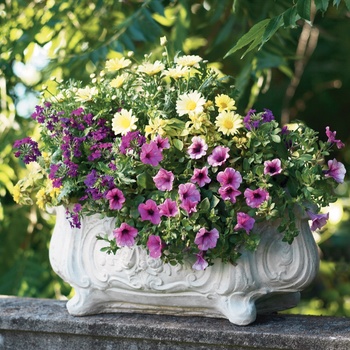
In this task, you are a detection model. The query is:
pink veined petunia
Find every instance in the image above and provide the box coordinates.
[153,168,175,191]
[113,223,138,247]
[147,235,165,259]
[153,134,170,150]
[325,126,345,149]
[234,212,255,235]
[140,141,163,166]
[244,188,269,208]
[218,185,241,203]
[216,167,242,188]
[207,146,230,167]
[178,183,201,215]
[324,158,346,183]
[158,198,179,217]
[191,167,211,187]
[264,158,282,176]
[307,211,329,231]
[187,136,208,159]
[194,228,219,251]
[192,252,208,271]
[138,199,161,225]
[105,188,125,210]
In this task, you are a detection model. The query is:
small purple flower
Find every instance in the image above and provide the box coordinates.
[178,183,200,215]
[324,159,346,183]
[71,107,84,116]
[192,252,208,270]
[244,188,269,208]
[234,212,255,234]
[140,142,163,166]
[159,198,179,217]
[191,167,211,187]
[113,223,138,247]
[325,127,345,149]
[207,146,230,167]
[264,158,282,176]
[84,169,98,187]
[261,108,274,123]
[120,131,146,155]
[65,204,82,229]
[147,235,165,259]
[187,136,208,159]
[105,188,125,210]
[194,228,219,251]
[218,185,241,203]
[153,135,170,150]
[216,168,242,188]
[153,168,174,191]
[243,109,258,130]
[138,199,161,225]
[307,211,329,231]
[13,137,42,164]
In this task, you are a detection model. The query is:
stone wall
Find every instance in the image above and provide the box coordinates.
[0,296,349,350]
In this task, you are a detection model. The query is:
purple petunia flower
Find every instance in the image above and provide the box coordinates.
[194,228,219,251]
[105,188,125,210]
[234,212,255,234]
[120,131,146,155]
[113,223,138,247]
[191,167,211,187]
[218,185,241,203]
[140,142,163,166]
[147,235,165,259]
[324,159,346,183]
[178,183,201,215]
[138,199,161,225]
[153,135,170,150]
[153,168,174,191]
[13,137,42,164]
[187,136,208,159]
[325,127,345,149]
[307,211,329,231]
[192,252,208,270]
[244,188,269,208]
[159,198,179,217]
[216,168,242,188]
[207,146,230,167]
[264,158,282,176]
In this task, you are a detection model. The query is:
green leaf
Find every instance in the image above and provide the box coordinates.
[297,0,311,20]
[136,172,154,189]
[271,134,281,143]
[199,197,210,212]
[260,15,284,48]
[343,0,350,10]
[224,19,270,58]
[333,0,341,6]
[173,138,184,151]
[314,0,330,12]
[283,6,300,27]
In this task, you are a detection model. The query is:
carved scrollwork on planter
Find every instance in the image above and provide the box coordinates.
[49,206,319,326]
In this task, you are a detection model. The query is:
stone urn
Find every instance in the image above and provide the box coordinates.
[49,205,319,326]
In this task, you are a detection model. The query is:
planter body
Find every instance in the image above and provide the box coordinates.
[49,206,319,326]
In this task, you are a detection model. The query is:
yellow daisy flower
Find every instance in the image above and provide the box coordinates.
[176,90,206,116]
[215,94,237,112]
[138,61,165,76]
[112,109,138,135]
[162,65,189,79]
[75,86,98,102]
[215,111,243,135]
[105,57,132,72]
[175,55,203,67]
[110,74,128,88]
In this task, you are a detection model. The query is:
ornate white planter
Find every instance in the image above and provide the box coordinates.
[49,206,319,326]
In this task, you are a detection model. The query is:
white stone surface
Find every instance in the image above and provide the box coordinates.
[49,206,319,325]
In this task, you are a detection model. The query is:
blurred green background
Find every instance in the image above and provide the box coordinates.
[1,0,350,316]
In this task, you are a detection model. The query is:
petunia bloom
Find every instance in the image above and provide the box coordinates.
[187,136,208,159]
[178,183,201,215]
[216,168,242,188]
[244,188,269,208]
[194,228,219,251]
[140,141,163,166]
[191,167,211,187]
[234,212,255,234]
[159,198,179,217]
[192,252,208,270]
[138,199,161,225]
[264,158,282,176]
[326,126,345,149]
[324,159,346,183]
[113,223,138,247]
[218,185,241,203]
[153,134,170,150]
[105,188,125,210]
[153,168,174,191]
[307,211,329,231]
[207,146,230,167]
[147,235,165,259]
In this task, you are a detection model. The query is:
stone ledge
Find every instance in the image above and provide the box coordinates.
[0,296,349,350]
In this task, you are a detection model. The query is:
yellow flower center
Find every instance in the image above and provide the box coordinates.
[121,117,131,128]
[186,101,197,111]
[223,119,234,129]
